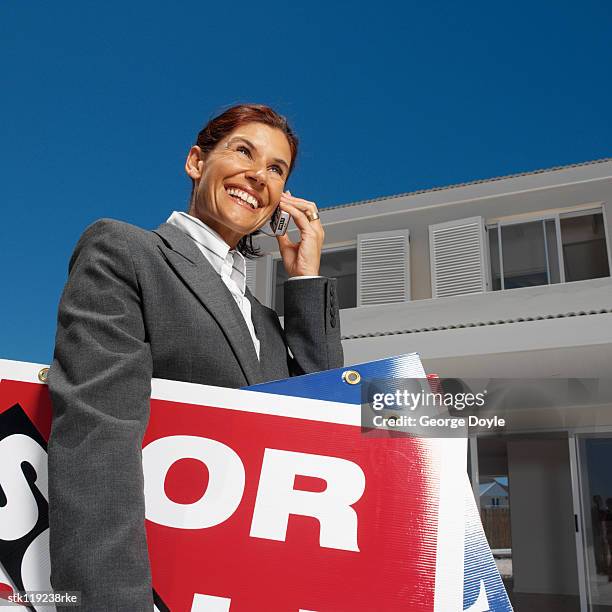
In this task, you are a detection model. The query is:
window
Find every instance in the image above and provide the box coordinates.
[488,209,609,291]
[273,247,357,315]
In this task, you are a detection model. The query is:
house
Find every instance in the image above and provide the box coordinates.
[250,158,612,611]
[480,479,509,508]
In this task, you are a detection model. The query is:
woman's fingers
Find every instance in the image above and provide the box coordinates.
[276,229,300,275]
[276,232,296,251]
[279,200,311,232]
[280,192,321,225]
[279,198,323,237]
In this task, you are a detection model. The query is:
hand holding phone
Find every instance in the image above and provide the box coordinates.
[275,191,323,277]
[269,206,290,236]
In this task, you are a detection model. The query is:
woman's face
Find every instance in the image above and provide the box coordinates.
[186,122,292,248]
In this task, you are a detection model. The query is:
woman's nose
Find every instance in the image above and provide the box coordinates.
[245,166,267,186]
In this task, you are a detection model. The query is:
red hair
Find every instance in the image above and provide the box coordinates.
[195,103,298,175]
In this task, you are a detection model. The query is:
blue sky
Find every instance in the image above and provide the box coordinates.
[2,1,611,363]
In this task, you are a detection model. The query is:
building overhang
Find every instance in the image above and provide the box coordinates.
[340,277,612,379]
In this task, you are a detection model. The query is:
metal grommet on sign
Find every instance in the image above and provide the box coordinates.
[38,367,49,383]
[342,370,361,385]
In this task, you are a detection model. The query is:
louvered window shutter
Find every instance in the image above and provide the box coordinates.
[429,216,489,298]
[245,259,257,294]
[357,229,410,306]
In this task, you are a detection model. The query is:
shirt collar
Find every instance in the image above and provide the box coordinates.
[166,211,246,293]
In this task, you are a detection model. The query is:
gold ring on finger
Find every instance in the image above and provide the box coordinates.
[306,211,320,222]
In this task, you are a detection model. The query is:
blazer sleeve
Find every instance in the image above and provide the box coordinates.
[47,220,154,611]
[283,276,344,375]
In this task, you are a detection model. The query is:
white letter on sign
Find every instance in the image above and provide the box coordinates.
[250,449,365,551]
[143,436,245,529]
[0,434,47,541]
[190,594,231,611]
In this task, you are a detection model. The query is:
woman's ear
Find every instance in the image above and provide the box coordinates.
[185,146,205,180]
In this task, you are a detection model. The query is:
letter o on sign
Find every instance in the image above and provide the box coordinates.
[143,436,245,529]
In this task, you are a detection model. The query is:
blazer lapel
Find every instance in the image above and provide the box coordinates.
[153,223,261,386]
[247,288,288,382]
[247,290,271,378]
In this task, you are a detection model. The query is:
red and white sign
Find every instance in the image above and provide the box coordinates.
[0,360,466,612]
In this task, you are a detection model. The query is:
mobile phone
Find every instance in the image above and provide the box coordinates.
[270,206,290,236]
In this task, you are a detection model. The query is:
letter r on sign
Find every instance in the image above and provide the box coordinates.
[249,449,365,551]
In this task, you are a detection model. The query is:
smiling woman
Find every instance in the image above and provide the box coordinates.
[46,104,344,609]
[186,122,292,249]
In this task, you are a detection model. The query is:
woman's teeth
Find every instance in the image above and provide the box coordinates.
[226,187,259,209]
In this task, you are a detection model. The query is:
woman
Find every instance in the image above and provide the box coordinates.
[47,104,343,611]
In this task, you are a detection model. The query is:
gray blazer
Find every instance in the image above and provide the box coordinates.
[48,219,343,611]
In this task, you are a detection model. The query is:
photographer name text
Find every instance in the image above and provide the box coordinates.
[373,414,506,429]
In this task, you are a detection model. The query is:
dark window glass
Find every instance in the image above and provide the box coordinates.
[274,248,357,315]
[499,221,550,289]
[560,213,610,282]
